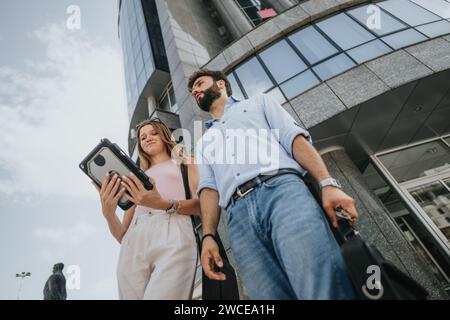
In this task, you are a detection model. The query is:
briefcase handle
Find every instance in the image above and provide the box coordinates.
[335,208,359,241]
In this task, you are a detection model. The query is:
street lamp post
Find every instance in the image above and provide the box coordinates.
[16,272,31,300]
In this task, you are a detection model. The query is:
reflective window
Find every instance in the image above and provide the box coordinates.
[280,70,320,99]
[139,27,148,48]
[141,42,152,65]
[288,26,338,64]
[132,34,140,57]
[130,21,138,42]
[235,57,273,97]
[169,86,177,110]
[312,53,355,81]
[316,13,375,50]
[378,140,450,183]
[381,29,427,49]
[348,4,408,36]
[409,181,450,242]
[137,70,147,92]
[134,51,144,76]
[132,86,139,105]
[223,0,449,106]
[141,40,150,60]
[378,0,441,27]
[159,95,170,112]
[235,0,273,26]
[416,20,450,38]
[138,12,146,31]
[227,73,245,100]
[119,0,161,115]
[411,0,450,19]
[144,57,153,78]
[361,161,450,288]
[259,40,307,83]
[128,2,136,21]
[158,85,177,113]
[135,1,146,28]
[347,39,391,63]
[129,62,137,86]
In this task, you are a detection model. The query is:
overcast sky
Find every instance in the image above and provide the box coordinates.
[0,0,130,299]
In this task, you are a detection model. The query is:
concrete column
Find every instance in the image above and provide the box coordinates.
[211,0,253,39]
[321,148,448,299]
[147,96,157,115]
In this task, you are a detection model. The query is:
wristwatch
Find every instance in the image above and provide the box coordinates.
[166,199,178,214]
[319,178,342,190]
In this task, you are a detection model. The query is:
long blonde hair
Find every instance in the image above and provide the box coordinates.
[135,119,186,171]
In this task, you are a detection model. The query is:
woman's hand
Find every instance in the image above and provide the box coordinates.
[121,173,169,210]
[92,173,126,219]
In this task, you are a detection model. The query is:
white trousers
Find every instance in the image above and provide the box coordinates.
[117,210,197,300]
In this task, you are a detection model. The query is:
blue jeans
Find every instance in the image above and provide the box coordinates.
[226,173,355,299]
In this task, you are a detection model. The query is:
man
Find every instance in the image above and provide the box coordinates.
[43,263,67,300]
[189,69,357,299]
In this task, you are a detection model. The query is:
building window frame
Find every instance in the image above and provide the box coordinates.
[226,0,450,104]
[371,134,450,259]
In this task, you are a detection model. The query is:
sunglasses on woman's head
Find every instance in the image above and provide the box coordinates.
[135,117,164,130]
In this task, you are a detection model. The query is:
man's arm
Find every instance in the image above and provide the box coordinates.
[195,144,226,280]
[199,188,226,281]
[199,188,221,235]
[292,135,358,228]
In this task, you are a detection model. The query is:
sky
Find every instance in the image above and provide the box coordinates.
[0,0,130,299]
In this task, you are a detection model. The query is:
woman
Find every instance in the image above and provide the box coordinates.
[92,119,199,300]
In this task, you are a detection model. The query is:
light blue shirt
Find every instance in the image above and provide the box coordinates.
[196,94,312,208]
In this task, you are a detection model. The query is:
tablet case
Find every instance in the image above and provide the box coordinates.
[79,138,153,210]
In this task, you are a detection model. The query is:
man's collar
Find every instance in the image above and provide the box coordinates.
[225,95,238,109]
[205,96,239,129]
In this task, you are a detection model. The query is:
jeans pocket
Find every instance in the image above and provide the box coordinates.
[226,206,234,226]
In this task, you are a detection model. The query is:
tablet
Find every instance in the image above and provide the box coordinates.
[79,138,153,210]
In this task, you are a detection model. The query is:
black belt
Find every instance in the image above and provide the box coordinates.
[230,169,302,203]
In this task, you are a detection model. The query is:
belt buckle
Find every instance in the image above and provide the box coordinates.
[236,187,254,199]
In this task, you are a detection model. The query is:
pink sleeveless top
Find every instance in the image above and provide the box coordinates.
[133,160,187,218]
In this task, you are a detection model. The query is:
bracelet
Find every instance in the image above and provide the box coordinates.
[201,233,215,245]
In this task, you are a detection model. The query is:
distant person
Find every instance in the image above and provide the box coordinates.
[189,69,358,299]
[92,119,200,299]
[43,263,67,300]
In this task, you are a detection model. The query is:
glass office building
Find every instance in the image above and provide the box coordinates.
[119,0,450,298]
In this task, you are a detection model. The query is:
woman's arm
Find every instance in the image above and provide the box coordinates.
[121,161,201,215]
[92,173,135,244]
[104,205,135,244]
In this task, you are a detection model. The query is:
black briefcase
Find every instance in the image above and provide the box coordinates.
[336,215,429,300]
[200,233,240,300]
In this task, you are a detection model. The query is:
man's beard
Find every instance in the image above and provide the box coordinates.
[197,83,222,112]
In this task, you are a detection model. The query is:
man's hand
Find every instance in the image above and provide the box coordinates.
[321,186,358,228]
[201,237,226,281]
